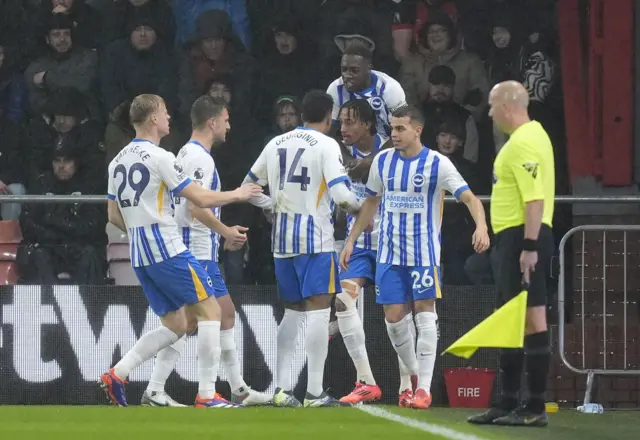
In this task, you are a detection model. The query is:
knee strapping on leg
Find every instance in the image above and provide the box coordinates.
[337,280,361,311]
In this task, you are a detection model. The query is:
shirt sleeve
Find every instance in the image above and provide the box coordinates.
[326,80,340,122]
[384,78,408,113]
[391,0,417,31]
[509,140,545,202]
[246,146,269,186]
[438,155,470,200]
[107,164,116,201]
[191,155,216,189]
[156,151,192,195]
[365,153,384,196]
[322,139,350,188]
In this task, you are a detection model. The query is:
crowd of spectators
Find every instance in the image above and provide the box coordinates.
[0,0,564,286]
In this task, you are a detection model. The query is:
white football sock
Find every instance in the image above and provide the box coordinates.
[415,311,438,393]
[276,308,303,391]
[147,335,186,393]
[398,313,416,393]
[386,317,418,390]
[305,308,331,397]
[197,320,221,399]
[113,326,179,379]
[220,328,247,392]
[337,309,376,385]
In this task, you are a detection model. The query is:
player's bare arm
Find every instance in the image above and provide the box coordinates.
[339,195,380,271]
[521,199,544,283]
[188,202,247,250]
[240,175,274,210]
[458,189,490,253]
[107,199,126,232]
[179,181,262,208]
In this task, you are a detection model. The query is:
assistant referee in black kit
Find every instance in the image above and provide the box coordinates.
[468,81,555,427]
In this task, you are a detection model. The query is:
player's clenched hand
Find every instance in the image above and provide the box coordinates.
[472,226,490,253]
[234,183,263,201]
[339,241,354,272]
[224,225,248,251]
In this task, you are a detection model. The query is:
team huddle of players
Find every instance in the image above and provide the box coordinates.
[99,43,490,409]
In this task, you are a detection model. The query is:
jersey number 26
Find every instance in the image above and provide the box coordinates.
[113,163,150,208]
[277,148,310,191]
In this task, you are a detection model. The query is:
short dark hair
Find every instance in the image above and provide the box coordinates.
[339,100,376,135]
[190,95,227,129]
[391,105,425,127]
[343,41,373,62]
[301,90,333,124]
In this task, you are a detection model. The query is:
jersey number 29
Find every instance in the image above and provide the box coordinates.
[113,163,150,208]
[277,148,310,191]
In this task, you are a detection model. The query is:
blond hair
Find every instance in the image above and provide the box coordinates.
[129,94,165,127]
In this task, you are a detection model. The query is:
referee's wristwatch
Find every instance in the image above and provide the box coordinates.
[522,239,537,252]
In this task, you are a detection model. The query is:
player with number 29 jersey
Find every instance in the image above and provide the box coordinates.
[108,138,192,267]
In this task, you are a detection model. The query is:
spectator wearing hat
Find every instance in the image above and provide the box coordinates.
[256,17,319,127]
[18,141,107,285]
[22,87,105,191]
[435,117,485,285]
[172,0,251,49]
[25,13,100,120]
[178,9,254,130]
[263,95,301,144]
[101,11,180,158]
[399,11,488,121]
[421,65,479,163]
[36,0,103,50]
[102,0,175,44]
[100,11,178,119]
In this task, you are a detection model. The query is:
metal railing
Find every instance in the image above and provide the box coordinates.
[558,225,640,406]
[1,195,640,204]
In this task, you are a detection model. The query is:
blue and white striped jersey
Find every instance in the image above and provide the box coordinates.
[365,147,470,266]
[247,127,349,257]
[344,134,387,251]
[174,141,221,262]
[327,70,407,138]
[107,139,192,267]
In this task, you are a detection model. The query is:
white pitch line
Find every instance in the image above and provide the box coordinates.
[356,405,490,440]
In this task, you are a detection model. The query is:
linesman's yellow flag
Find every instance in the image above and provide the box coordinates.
[442,290,528,359]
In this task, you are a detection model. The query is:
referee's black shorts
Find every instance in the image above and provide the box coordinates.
[494,224,554,308]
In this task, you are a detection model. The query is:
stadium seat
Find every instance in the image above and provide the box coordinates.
[0,261,19,285]
[0,220,23,244]
[108,261,139,286]
[106,242,138,285]
[0,244,18,261]
[106,223,128,244]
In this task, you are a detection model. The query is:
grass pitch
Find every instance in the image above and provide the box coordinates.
[0,405,635,440]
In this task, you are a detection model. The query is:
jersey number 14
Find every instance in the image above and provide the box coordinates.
[277,148,310,191]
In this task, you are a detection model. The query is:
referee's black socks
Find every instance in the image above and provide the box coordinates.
[525,331,551,414]
[498,348,524,411]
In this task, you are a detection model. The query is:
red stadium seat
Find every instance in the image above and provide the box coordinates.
[106,223,128,244]
[0,244,18,261]
[0,220,23,244]
[0,261,19,285]
[108,261,139,286]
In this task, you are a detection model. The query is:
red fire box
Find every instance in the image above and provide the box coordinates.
[444,368,496,408]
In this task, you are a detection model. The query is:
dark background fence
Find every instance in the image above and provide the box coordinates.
[0,284,497,405]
